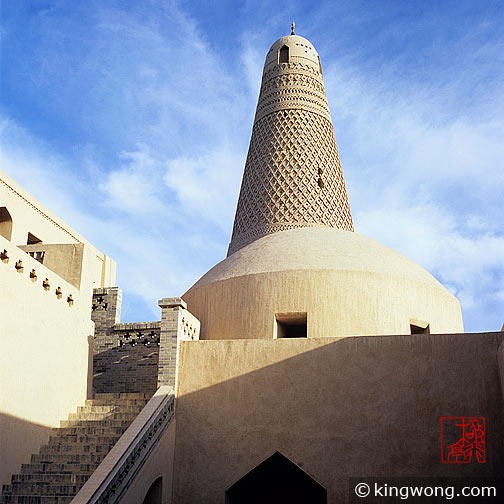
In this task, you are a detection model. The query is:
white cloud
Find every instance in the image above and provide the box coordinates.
[164,146,243,232]
[99,146,167,215]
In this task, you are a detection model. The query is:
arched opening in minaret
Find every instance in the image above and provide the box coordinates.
[225,452,327,504]
[278,45,289,64]
[0,207,13,241]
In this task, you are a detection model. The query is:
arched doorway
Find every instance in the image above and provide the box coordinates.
[0,207,13,241]
[142,476,162,504]
[225,452,327,504]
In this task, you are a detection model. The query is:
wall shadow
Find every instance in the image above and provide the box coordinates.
[172,332,504,503]
[0,412,53,488]
[93,343,159,394]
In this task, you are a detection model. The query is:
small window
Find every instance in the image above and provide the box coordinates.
[279,45,289,64]
[410,318,430,334]
[27,232,42,245]
[0,207,13,241]
[275,312,307,338]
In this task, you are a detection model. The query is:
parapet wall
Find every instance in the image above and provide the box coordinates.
[0,237,78,311]
[19,243,85,289]
[91,290,201,395]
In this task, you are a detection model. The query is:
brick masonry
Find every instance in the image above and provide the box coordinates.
[91,289,200,395]
[91,288,159,394]
[158,298,200,390]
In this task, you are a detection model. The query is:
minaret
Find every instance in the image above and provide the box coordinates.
[227,28,353,256]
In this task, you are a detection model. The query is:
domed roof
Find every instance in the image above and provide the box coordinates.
[264,34,320,69]
[189,227,444,291]
[185,227,463,340]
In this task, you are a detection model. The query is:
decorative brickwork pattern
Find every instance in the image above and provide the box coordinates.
[254,62,332,123]
[228,38,353,256]
[91,288,122,355]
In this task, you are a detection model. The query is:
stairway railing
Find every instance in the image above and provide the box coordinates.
[71,386,174,504]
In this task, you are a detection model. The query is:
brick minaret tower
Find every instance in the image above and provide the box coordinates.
[227,27,353,256]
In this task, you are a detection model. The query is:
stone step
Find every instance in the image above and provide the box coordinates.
[21,463,96,475]
[48,434,121,445]
[11,474,89,485]
[92,392,151,400]
[39,443,115,455]
[31,453,106,464]
[76,404,145,414]
[54,425,126,437]
[59,418,133,428]
[1,494,73,503]
[2,483,82,495]
[66,411,140,421]
[85,397,149,407]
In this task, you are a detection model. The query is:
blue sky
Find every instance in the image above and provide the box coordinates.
[1,0,503,332]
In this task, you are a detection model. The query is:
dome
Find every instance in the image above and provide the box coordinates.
[264,35,321,70]
[184,228,463,340]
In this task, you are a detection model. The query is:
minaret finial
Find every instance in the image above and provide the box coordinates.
[291,21,295,35]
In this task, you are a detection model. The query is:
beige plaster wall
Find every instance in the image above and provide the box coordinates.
[0,170,116,486]
[0,236,93,485]
[172,333,504,503]
[119,419,176,504]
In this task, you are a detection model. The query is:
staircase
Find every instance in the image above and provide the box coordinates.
[1,393,150,504]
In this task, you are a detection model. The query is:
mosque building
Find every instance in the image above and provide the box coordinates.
[1,27,503,504]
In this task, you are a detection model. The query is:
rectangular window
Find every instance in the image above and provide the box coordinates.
[410,318,430,335]
[275,312,307,338]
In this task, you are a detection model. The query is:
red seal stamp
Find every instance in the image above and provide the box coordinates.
[441,417,485,463]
